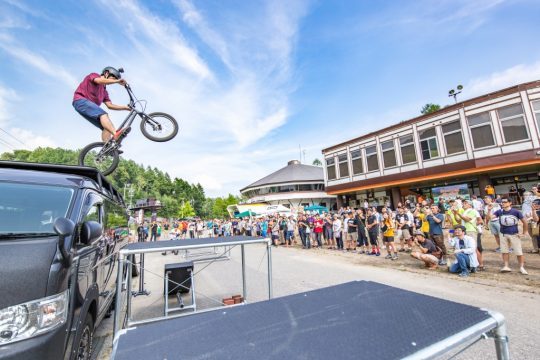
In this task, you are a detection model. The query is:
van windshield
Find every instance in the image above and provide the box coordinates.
[0,182,74,238]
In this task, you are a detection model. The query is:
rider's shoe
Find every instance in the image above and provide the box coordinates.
[114,127,131,141]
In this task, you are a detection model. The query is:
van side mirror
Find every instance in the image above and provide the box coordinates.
[80,221,103,245]
[54,217,75,267]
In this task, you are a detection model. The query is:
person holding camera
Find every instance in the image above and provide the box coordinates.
[410,230,438,269]
[425,205,447,265]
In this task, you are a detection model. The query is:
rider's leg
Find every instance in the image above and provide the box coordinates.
[99,114,116,142]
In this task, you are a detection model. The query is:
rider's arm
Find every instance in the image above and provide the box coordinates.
[93,77,126,86]
[104,101,131,111]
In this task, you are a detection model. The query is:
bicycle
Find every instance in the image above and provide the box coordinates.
[78,78,178,176]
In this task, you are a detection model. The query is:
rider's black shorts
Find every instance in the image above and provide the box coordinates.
[73,99,107,130]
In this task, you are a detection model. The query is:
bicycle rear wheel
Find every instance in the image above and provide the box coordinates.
[140,112,178,142]
[79,142,120,176]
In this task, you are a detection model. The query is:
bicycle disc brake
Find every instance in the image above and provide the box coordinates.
[96,142,118,162]
[145,116,162,131]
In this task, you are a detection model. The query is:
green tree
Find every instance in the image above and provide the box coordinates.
[0,147,208,218]
[179,201,196,218]
[312,158,322,166]
[421,103,441,115]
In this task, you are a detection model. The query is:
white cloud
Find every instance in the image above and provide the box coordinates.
[102,0,212,79]
[0,38,77,87]
[0,0,312,196]
[8,127,56,149]
[174,0,233,70]
[467,61,540,96]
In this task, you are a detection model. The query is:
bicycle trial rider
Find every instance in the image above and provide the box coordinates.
[73,67,130,143]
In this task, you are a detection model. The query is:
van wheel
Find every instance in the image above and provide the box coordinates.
[74,314,94,360]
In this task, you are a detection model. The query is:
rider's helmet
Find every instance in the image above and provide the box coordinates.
[101,66,123,79]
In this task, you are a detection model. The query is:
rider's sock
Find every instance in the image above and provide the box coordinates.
[113,128,124,140]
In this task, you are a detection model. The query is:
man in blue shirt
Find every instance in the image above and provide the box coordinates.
[426,205,447,265]
[488,197,529,274]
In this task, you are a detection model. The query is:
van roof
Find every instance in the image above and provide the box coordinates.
[0,161,124,205]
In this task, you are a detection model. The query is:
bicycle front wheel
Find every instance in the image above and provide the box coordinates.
[79,142,120,176]
[140,112,178,142]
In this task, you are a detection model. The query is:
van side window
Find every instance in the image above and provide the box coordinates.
[83,205,100,223]
[76,193,103,246]
[81,193,103,224]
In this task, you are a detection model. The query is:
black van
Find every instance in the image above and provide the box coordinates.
[0,161,129,360]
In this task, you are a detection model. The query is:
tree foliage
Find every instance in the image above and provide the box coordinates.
[1,147,212,218]
[312,158,322,166]
[420,103,441,115]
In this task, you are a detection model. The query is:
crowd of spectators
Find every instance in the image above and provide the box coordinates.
[137,184,540,277]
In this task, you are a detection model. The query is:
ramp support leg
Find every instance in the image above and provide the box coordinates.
[241,244,247,301]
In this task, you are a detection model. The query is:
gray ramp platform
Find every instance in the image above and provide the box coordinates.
[113,281,507,360]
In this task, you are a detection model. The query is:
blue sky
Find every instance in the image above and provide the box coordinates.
[1,0,540,197]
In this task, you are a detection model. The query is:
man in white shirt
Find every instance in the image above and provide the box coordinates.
[472,195,484,217]
[448,225,479,277]
[333,215,343,250]
[286,216,296,246]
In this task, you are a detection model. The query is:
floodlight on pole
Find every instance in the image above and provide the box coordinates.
[448,84,463,103]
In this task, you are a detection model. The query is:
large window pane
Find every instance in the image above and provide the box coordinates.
[444,132,465,154]
[381,140,396,168]
[470,125,496,148]
[419,128,436,139]
[338,154,349,178]
[468,112,495,149]
[467,112,491,126]
[366,146,379,172]
[419,128,438,160]
[399,135,416,164]
[326,158,336,180]
[350,149,363,174]
[501,117,529,142]
[428,138,439,158]
[498,103,523,119]
[442,121,461,133]
[383,150,396,167]
[533,100,540,134]
[401,144,416,164]
[442,121,465,154]
[497,104,528,143]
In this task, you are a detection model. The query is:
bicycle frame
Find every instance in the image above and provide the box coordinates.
[93,86,146,158]
[81,82,177,174]
[116,85,148,131]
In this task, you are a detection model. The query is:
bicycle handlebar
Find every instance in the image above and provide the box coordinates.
[125,84,135,105]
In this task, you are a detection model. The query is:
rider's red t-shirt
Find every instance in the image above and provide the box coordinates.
[73,73,111,106]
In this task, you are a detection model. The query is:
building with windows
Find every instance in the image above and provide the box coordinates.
[322,80,540,208]
[239,160,337,210]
